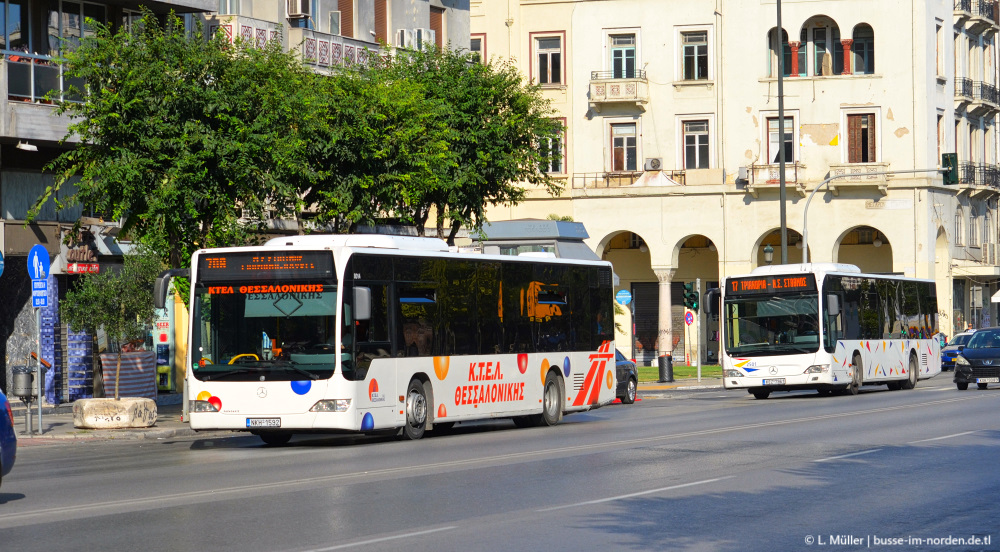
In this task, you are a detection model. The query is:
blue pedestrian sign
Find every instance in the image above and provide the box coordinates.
[28,245,49,308]
[615,289,632,306]
[0,250,5,278]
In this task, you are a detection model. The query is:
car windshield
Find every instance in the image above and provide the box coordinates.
[966,330,1000,349]
[952,333,973,346]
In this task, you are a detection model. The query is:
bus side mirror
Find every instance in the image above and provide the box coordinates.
[353,287,371,321]
[826,294,840,316]
[154,268,189,309]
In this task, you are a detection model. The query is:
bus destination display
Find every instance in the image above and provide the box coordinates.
[198,251,334,282]
[727,274,816,296]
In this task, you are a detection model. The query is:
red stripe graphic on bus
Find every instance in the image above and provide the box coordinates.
[573,341,613,406]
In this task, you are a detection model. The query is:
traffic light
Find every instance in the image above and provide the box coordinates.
[683,282,699,312]
[941,153,958,185]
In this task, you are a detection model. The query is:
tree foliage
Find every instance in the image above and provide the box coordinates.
[361,47,564,243]
[30,10,322,267]
[61,248,163,399]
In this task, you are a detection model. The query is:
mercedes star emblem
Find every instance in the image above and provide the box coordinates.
[257,387,268,398]
[769,366,778,375]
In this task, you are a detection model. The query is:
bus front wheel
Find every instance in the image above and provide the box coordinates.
[540,371,563,426]
[258,432,292,446]
[752,390,770,400]
[401,379,428,440]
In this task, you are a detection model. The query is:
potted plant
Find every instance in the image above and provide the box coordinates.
[62,247,163,429]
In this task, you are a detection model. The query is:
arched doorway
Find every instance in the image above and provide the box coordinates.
[835,225,892,273]
[756,229,805,267]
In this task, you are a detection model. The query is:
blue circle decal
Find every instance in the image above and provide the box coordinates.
[361,412,374,431]
[290,380,311,395]
[563,356,571,377]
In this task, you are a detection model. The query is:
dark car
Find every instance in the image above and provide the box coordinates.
[941,330,975,371]
[615,349,638,404]
[954,327,1000,390]
[0,388,16,488]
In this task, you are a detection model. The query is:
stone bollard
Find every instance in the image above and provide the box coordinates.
[73,398,158,429]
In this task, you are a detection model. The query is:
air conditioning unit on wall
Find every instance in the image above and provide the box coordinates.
[396,29,415,49]
[643,158,662,171]
[287,0,309,18]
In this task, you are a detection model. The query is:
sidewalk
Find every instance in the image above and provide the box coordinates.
[11,394,211,446]
[10,378,724,445]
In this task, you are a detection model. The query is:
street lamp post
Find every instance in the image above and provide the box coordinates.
[801,168,946,263]
[764,244,774,265]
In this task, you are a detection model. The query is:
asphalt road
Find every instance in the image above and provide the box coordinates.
[2,377,998,552]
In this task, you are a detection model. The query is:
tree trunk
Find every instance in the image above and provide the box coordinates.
[115,350,122,401]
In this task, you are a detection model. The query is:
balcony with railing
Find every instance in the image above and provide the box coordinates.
[572,170,685,189]
[956,161,1000,196]
[828,162,890,195]
[970,80,1000,115]
[956,77,974,107]
[0,51,82,142]
[955,0,999,32]
[589,70,649,112]
[743,163,806,198]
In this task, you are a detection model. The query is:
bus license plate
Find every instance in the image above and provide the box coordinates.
[246,418,281,428]
[763,378,785,385]
[976,377,1000,383]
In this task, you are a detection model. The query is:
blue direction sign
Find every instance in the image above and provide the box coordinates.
[615,289,632,306]
[0,250,5,278]
[28,244,49,308]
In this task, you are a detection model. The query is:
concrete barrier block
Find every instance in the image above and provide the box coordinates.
[73,398,158,429]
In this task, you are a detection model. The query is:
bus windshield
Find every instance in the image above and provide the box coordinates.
[191,251,339,381]
[724,292,820,356]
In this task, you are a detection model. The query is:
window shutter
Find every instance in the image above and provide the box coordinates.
[865,114,876,162]
[338,0,354,38]
[848,114,862,163]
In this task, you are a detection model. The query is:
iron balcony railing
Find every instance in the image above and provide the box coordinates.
[4,51,83,103]
[976,0,998,20]
[571,170,685,188]
[975,81,1000,104]
[590,70,647,80]
[956,77,974,99]
[957,161,1000,187]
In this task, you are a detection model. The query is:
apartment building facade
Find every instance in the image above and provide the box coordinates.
[473,0,1000,364]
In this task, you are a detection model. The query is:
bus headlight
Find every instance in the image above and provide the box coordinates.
[724,369,744,378]
[189,400,219,413]
[803,364,829,374]
[311,399,351,412]
[955,355,970,367]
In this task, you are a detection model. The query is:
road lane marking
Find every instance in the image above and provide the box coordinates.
[296,526,457,551]
[536,477,733,512]
[0,394,993,527]
[814,449,882,462]
[908,430,978,444]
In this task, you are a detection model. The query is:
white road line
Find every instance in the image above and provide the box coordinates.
[536,477,733,513]
[814,449,882,462]
[909,430,978,444]
[297,526,458,552]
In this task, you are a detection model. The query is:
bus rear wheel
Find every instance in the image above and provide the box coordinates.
[401,379,428,440]
[901,355,918,390]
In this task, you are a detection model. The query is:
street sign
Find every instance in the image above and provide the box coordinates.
[615,289,632,305]
[685,311,694,326]
[0,250,5,278]
[28,245,50,308]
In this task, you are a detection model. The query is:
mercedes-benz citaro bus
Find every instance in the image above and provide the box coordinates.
[156,234,617,445]
[721,263,941,399]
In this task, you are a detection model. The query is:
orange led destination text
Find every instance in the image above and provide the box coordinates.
[207,284,324,295]
[240,254,315,272]
[731,276,809,292]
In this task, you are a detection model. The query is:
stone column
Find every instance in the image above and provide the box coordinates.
[788,41,801,76]
[841,39,854,75]
[654,268,676,360]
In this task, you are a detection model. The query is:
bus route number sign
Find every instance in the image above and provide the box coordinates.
[727,274,817,296]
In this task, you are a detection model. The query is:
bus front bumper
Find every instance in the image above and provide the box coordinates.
[723,372,843,392]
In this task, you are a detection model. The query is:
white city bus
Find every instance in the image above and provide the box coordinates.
[162,234,617,444]
[720,263,941,399]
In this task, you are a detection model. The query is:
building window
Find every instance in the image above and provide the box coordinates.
[610,34,636,79]
[218,0,240,14]
[682,31,708,80]
[937,112,944,162]
[470,35,484,61]
[540,123,564,174]
[611,123,637,172]
[535,36,563,85]
[853,24,874,75]
[811,26,842,76]
[956,208,964,246]
[971,208,980,247]
[847,113,876,163]
[935,22,944,77]
[683,120,710,169]
[767,116,795,163]
[47,1,107,54]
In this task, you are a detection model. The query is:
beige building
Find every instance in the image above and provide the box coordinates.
[472,0,1000,364]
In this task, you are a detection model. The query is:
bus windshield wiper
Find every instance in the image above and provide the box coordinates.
[203,367,261,381]
[236,359,321,380]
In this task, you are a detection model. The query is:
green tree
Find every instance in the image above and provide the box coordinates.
[29,10,323,267]
[360,46,564,244]
[61,249,163,400]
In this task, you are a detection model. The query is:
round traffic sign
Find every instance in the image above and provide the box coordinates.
[615,289,632,305]
[685,311,694,326]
